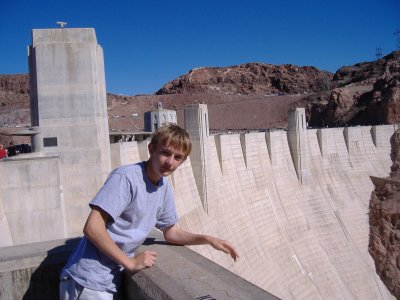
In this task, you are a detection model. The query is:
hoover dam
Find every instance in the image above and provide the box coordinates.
[0,27,397,299]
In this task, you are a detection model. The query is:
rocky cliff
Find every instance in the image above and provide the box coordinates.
[306,51,400,127]
[369,129,400,299]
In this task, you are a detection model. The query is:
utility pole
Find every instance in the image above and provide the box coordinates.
[375,47,383,60]
[395,28,400,50]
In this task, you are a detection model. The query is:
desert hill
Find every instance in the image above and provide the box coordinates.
[1,51,400,143]
[155,63,332,95]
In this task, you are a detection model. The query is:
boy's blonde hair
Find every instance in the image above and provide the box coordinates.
[150,125,192,159]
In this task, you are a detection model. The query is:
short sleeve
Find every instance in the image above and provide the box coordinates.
[155,181,178,230]
[90,172,133,222]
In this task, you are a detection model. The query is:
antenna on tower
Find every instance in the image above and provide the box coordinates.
[394,27,400,50]
[56,21,67,28]
[375,47,383,60]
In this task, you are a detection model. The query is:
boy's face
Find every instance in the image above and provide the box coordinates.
[148,142,186,179]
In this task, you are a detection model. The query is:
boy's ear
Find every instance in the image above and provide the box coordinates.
[148,143,154,155]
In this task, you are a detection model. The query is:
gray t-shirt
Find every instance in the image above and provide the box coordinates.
[61,162,178,292]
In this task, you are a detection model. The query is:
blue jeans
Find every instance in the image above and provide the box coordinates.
[59,277,114,300]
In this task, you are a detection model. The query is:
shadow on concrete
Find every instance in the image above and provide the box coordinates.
[142,237,168,246]
[22,237,81,300]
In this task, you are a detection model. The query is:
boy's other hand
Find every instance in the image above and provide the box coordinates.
[209,237,239,262]
[128,250,157,273]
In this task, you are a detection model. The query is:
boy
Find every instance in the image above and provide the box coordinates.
[60,124,239,299]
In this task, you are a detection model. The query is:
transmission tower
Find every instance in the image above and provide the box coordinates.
[375,47,383,60]
[395,28,400,50]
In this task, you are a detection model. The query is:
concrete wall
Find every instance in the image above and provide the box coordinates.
[28,28,111,237]
[110,140,149,170]
[0,155,65,247]
[169,120,396,299]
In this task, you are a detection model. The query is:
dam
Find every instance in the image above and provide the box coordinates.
[0,27,397,299]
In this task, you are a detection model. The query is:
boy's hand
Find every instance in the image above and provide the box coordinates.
[163,225,239,262]
[127,250,157,273]
[209,237,239,262]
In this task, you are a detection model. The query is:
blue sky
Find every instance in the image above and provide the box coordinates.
[1,0,399,95]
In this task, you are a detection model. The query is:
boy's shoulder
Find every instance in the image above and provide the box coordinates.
[112,162,144,177]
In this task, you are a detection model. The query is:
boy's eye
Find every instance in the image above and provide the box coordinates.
[174,155,183,161]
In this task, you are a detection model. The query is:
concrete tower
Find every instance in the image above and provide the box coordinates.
[287,107,310,184]
[28,28,111,236]
[184,104,210,212]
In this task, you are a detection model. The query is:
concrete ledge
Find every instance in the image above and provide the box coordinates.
[0,237,80,299]
[122,230,279,300]
[0,231,279,300]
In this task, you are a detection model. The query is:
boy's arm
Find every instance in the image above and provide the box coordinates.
[162,224,239,261]
[83,206,157,273]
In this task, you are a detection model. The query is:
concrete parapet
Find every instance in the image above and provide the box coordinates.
[0,231,278,300]
[124,230,279,300]
[0,155,64,247]
[0,237,79,300]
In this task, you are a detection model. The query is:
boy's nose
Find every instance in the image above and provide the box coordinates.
[165,156,173,165]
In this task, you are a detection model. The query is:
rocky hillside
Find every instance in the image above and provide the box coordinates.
[369,129,400,298]
[156,63,333,95]
[305,51,400,127]
[0,74,30,145]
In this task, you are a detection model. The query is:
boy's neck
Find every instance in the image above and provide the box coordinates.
[145,160,161,186]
